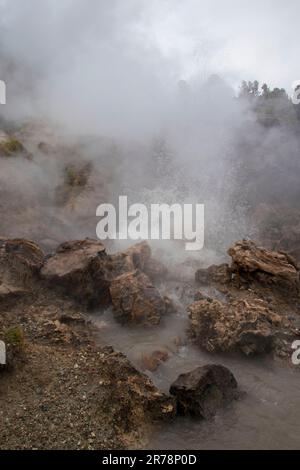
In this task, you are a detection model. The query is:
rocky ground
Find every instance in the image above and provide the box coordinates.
[0,239,177,449]
[0,233,300,449]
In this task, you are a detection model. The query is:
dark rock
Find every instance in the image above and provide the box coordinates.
[170,364,238,418]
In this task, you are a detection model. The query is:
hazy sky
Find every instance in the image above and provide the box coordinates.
[0,0,299,91]
[0,0,298,250]
[0,0,299,133]
[140,0,299,91]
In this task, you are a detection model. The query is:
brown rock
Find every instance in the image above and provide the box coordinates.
[195,264,231,285]
[107,241,167,280]
[40,240,168,316]
[40,239,111,307]
[107,241,152,278]
[0,238,44,301]
[109,270,167,326]
[188,297,283,355]
[228,240,299,289]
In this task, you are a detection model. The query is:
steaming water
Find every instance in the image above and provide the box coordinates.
[91,278,300,450]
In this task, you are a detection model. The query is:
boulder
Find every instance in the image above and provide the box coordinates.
[228,240,299,289]
[188,297,283,355]
[170,364,238,418]
[41,240,169,316]
[0,238,44,301]
[109,270,167,326]
[107,241,152,278]
[40,239,111,307]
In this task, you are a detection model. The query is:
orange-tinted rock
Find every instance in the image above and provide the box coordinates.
[109,270,167,326]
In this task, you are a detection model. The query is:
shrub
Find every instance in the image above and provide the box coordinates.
[4,326,25,348]
[0,137,24,157]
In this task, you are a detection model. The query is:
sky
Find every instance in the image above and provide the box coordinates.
[0,0,299,87]
[136,0,299,91]
[0,0,299,132]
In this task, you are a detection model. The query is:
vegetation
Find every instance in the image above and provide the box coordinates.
[0,137,24,157]
[55,162,92,207]
[4,326,25,349]
[238,80,299,127]
[64,164,90,188]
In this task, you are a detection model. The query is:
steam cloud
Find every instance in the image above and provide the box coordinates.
[0,0,299,264]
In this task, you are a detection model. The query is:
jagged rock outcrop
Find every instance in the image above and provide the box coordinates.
[0,238,44,301]
[195,241,299,293]
[41,240,152,297]
[188,297,285,355]
[40,239,111,307]
[105,241,167,281]
[170,364,238,418]
[228,240,299,290]
[109,270,167,326]
[41,239,169,321]
[107,241,152,278]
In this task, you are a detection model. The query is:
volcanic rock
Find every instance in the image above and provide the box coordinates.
[188,297,283,355]
[228,240,299,290]
[109,270,167,326]
[40,239,111,307]
[107,241,152,278]
[170,364,238,418]
[0,238,44,301]
[40,240,169,314]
